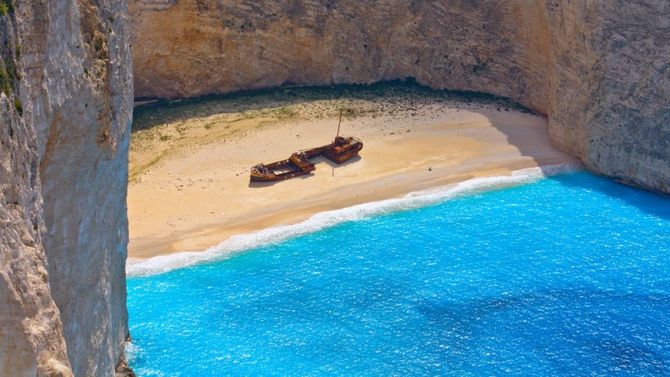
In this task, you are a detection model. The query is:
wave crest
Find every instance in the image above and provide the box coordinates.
[127,163,580,277]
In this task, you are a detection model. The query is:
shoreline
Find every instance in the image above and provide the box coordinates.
[128,86,578,265]
[127,162,581,277]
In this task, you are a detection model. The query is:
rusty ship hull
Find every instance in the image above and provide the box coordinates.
[250,136,363,182]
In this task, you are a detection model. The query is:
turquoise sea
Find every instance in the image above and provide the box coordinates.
[127,172,670,376]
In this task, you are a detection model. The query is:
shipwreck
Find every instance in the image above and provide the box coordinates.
[250,111,363,182]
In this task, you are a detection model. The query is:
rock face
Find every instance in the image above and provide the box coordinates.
[130,0,669,193]
[1,0,133,376]
[0,10,72,375]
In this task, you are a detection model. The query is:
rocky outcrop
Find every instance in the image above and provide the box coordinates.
[545,1,670,194]
[130,0,669,193]
[1,0,133,376]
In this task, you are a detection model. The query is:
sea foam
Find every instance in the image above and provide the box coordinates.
[126,163,580,277]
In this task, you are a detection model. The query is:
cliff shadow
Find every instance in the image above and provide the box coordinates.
[547,173,670,220]
[133,78,669,218]
[476,105,670,220]
[131,79,534,132]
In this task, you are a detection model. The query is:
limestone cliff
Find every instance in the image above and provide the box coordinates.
[1,0,133,376]
[0,8,72,375]
[130,0,669,193]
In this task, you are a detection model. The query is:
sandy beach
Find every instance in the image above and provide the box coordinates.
[128,85,577,260]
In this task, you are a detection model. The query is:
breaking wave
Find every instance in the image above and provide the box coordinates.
[126,163,580,277]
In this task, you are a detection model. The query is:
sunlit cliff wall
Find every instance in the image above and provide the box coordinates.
[0,1,133,376]
[130,0,669,193]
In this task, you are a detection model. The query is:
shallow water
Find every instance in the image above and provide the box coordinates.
[127,172,670,376]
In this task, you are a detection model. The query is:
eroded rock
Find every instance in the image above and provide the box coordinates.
[1,0,133,375]
[130,0,670,193]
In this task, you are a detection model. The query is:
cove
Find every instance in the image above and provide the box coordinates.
[127,172,670,376]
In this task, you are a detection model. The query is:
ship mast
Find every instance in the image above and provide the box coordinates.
[336,109,343,138]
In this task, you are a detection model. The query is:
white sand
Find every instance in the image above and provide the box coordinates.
[128,98,576,259]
